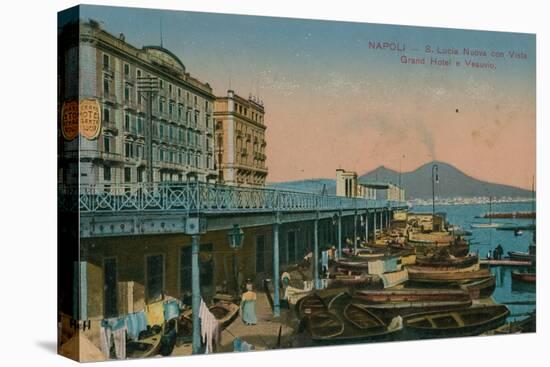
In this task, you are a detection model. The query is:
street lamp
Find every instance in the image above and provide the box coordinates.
[432,164,439,227]
[228,224,245,295]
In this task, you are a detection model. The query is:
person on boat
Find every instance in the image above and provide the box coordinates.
[496,244,504,260]
[240,282,258,326]
[487,250,492,260]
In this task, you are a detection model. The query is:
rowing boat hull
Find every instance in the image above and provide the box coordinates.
[404,305,510,338]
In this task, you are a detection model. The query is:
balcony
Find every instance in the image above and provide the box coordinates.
[80,150,124,163]
[102,121,118,134]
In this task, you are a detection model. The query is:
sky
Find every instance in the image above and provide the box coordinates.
[75,5,536,189]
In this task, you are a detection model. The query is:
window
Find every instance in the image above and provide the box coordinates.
[178,105,182,120]
[136,69,141,78]
[103,108,110,122]
[146,255,164,303]
[159,124,164,139]
[169,103,173,116]
[178,88,181,98]
[124,63,130,76]
[103,77,109,95]
[124,85,130,102]
[103,54,109,69]
[159,79,164,89]
[125,141,133,158]
[124,114,130,131]
[103,136,111,153]
[124,167,131,182]
[205,101,209,110]
[169,84,172,94]
[194,95,197,105]
[159,149,164,162]
[137,117,143,134]
[159,99,164,113]
[169,126,174,141]
[103,166,111,181]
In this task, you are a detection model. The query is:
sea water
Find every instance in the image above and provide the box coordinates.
[411,201,536,322]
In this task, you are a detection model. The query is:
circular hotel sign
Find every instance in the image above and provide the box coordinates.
[79,98,101,140]
[60,100,79,141]
[60,99,102,141]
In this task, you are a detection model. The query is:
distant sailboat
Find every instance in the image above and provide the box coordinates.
[471,196,501,228]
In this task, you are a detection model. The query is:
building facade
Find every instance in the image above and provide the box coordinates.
[336,169,377,199]
[70,21,218,188]
[214,90,268,187]
[336,169,405,201]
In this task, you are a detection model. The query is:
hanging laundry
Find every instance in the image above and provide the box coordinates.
[100,317,127,359]
[199,299,220,353]
[163,299,180,321]
[125,311,148,341]
[321,251,329,271]
[145,301,164,326]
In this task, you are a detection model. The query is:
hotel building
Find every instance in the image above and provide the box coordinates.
[214,90,268,187]
[61,20,218,188]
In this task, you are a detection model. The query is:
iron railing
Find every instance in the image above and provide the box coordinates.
[60,182,406,214]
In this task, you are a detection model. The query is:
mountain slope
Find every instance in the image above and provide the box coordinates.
[268,161,532,199]
[360,161,532,199]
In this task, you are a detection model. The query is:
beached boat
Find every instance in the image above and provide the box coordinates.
[460,276,496,299]
[208,301,240,328]
[296,288,348,318]
[175,301,240,343]
[303,292,403,343]
[404,305,510,337]
[416,254,478,268]
[511,271,536,283]
[354,288,471,303]
[407,263,480,273]
[127,324,164,359]
[304,311,345,340]
[407,268,491,284]
[325,274,379,289]
[353,288,472,317]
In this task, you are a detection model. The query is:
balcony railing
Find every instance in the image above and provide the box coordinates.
[59,182,407,214]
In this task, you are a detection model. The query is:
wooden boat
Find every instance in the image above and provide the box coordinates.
[407,263,480,274]
[127,324,164,359]
[353,289,472,317]
[304,311,345,340]
[511,271,536,283]
[296,288,348,318]
[326,274,379,289]
[460,276,496,299]
[208,301,240,328]
[416,254,478,268]
[354,288,471,303]
[470,223,501,228]
[508,251,535,262]
[404,305,510,337]
[305,292,403,343]
[407,268,492,284]
[175,301,240,343]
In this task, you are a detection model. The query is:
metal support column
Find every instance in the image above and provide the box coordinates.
[191,234,201,354]
[314,216,320,289]
[365,210,369,243]
[337,211,342,259]
[272,222,281,317]
[373,209,377,240]
[353,210,358,254]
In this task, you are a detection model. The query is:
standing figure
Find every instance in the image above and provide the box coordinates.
[240,282,257,325]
